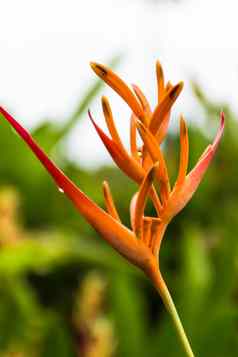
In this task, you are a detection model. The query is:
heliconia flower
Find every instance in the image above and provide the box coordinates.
[0,61,224,357]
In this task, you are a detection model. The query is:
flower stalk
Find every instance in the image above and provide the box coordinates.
[0,60,224,357]
[148,265,195,357]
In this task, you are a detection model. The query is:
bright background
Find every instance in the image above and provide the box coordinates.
[1,0,238,166]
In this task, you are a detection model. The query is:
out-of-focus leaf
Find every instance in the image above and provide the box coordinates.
[195,304,238,357]
[108,272,149,357]
[178,227,213,330]
[41,315,75,357]
[0,234,139,277]
[211,226,238,302]
[0,276,45,353]
[32,55,122,152]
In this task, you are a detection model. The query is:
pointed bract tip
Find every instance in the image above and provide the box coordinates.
[88,110,103,135]
[220,111,225,129]
[179,113,185,123]
[179,114,187,135]
[101,96,111,117]
[88,109,96,127]
[101,95,108,103]
[131,83,139,91]
[90,61,98,72]
[221,111,225,121]
[90,62,108,76]
[156,60,163,74]
[166,81,173,91]
[0,106,11,118]
[90,61,100,69]
[169,81,184,100]
[102,180,109,194]
[176,81,184,92]
[176,81,184,91]
[212,112,225,150]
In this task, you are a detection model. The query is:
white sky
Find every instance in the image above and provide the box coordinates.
[0,0,238,167]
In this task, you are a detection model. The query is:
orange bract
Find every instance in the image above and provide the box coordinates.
[0,61,224,274]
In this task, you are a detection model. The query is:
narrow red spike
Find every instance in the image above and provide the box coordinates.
[0,106,145,265]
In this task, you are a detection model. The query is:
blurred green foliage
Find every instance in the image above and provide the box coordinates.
[0,71,238,357]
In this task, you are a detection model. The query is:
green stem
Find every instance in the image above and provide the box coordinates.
[148,266,195,357]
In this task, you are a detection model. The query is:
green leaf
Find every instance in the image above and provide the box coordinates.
[0,276,45,353]
[0,234,139,277]
[108,272,149,357]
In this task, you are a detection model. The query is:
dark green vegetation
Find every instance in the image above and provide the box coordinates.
[0,73,237,356]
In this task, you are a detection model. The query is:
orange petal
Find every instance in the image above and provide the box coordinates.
[101,96,124,150]
[89,112,162,215]
[150,186,163,215]
[141,150,153,171]
[168,113,225,218]
[130,192,138,231]
[186,113,224,191]
[102,180,121,222]
[165,81,173,92]
[130,114,140,162]
[134,164,157,237]
[0,106,143,263]
[156,111,171,145]
[136,120,170,200]
[155,83,173,147]
[130,177,162,232]
[132,84,151,123]
[142,217,152,245]
[89,111,144,183]
[174,115,189,189]
[150,218,165,257]
[90,62,144,120]
[149,218,162,248]
[149,82,184,136]
[156,60,165,103]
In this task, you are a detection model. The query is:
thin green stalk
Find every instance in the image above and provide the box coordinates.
[148,266,195,357]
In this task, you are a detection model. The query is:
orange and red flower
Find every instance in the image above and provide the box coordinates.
[0,61,224,275]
